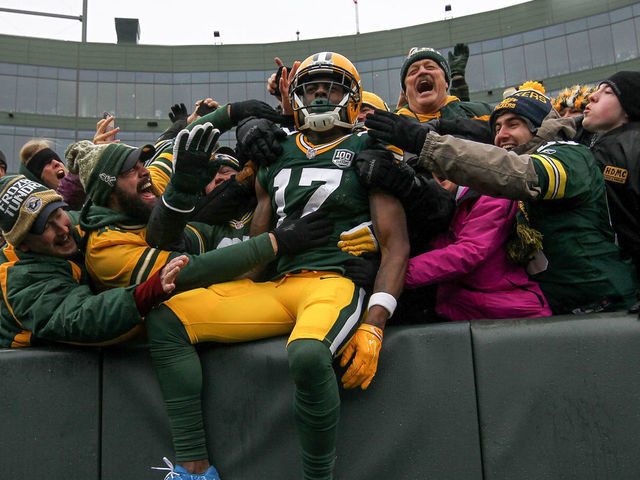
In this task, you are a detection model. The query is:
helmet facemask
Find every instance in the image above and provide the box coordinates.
[291,66,360,132]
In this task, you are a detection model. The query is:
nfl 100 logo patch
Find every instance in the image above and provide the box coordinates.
[332,149,354,168]
[24,196,43,214]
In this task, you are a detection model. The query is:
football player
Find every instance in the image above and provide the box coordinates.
[144,52,409,480]
[238,51,409,480]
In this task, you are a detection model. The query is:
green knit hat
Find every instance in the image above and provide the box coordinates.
[65,141,155,207]
[400,47,451,92]
[207,147,241,178]
[0,175,66,246]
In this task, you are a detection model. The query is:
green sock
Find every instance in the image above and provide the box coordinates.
[287,339,340,480]
[146,305,209,462]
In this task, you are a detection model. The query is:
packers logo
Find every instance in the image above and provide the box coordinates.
[332,149,354,168]
[99,172,116,186]
[24,196,42,214]
[603,166,628,184]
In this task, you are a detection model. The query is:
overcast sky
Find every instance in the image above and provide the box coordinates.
[0,0,529,45]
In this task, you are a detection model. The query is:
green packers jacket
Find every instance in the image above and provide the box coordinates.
[0,237,143,348]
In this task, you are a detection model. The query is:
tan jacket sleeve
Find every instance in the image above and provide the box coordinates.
[417,132,542,200]
[416,111,578,201]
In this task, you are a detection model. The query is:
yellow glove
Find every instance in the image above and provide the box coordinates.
[338,221,379,257]
[340,324,383,390]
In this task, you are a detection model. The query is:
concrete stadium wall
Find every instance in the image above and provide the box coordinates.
[1,312,638,479]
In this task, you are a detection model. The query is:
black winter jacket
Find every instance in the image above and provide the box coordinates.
[576,120,640,271]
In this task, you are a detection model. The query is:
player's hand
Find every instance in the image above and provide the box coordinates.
[236,117,287,168]
[448,43,470,77]
[171,122,220,194]
[271,208,333,256]
[229,100,285,125]
[340,323,383,390]
[354,148,417,200]
[343,253,380,290]
[168,103,188,124]
[365,109,435,154]
[338,221,379,256]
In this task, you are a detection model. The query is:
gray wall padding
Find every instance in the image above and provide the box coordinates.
[0,348,101,478]
[3,313,640,480]
[471,312,640,480]
[101,345,173,480]
[100,323,482,480]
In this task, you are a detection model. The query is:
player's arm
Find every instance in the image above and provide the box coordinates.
[340,190,409,390]
[87,223,278,292]
[250,179,274,237]
[241,179,275,279]
[365,191,409,329]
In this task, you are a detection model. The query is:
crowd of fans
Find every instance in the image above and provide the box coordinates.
[0,43,638,480]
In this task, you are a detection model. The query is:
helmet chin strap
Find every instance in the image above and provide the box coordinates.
[307,111,340,131]
[298,93,354,132]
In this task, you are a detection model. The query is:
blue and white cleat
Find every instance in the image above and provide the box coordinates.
[152,457,221,480]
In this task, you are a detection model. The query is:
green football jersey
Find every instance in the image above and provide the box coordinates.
[209,210,253,249]
[257,130,375,277]
[527,140,637,311]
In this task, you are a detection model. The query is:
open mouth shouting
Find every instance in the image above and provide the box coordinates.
[416,76,434,94]
[56,169,66,180]
[137,177,158,201]
[137,178,156,201]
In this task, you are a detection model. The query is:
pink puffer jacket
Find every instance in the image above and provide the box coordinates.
[405,188,552,321]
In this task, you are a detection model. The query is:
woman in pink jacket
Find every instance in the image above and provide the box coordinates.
[405,179,552,321]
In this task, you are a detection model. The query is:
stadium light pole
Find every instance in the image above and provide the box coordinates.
[0,2,88,142]
[353,0,360,34]
[0,2,88,41]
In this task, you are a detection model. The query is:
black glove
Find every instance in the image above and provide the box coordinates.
[196,100,217,117]
[365,109,436,154]
[437,117,492,144]
[354,148,417,200]
[170,122,220,195]
[236,117,287,168]
[229,100,285,125]
[191,178,256,225]
[447,43,470,78]
[343,253,381,290]
[168,103,188,123]
[271,209,333,256]
[281,114,296,130]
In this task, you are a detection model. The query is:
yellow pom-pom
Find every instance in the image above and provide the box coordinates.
[518,81,546,94]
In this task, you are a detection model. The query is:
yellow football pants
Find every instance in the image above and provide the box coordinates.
[163,271,366,355]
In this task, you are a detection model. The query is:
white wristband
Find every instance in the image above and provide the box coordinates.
[367,292,397,318]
